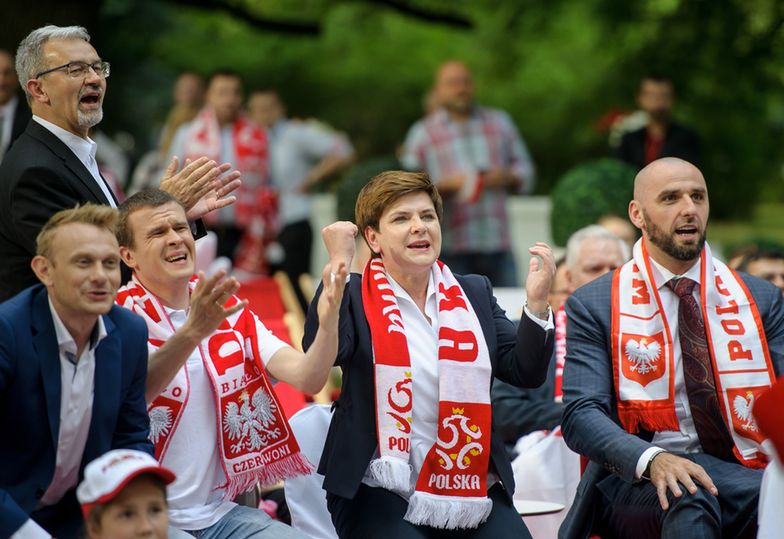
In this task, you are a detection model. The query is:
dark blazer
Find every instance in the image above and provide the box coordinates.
[303,272,554,502]
[558,271,784,539]
[617,121,701,170]
[0,284,152,538]
[0,120,118,302]
[491,348,563,451]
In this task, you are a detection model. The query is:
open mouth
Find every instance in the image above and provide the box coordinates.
[408,240,431,250]
[79,92,101,107]
[165,253,188,264]
[674,225,699,239]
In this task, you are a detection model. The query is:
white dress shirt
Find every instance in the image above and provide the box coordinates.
[31,115,117,207]
[12,300,106,539]
[635,258,704,478]
[362,270,553,496]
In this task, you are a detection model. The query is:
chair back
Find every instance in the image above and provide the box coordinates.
[285,404,338,539]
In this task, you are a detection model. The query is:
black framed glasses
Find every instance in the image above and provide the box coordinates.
[35,61,110,79]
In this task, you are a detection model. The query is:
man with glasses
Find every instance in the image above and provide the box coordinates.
[0,25,240,302]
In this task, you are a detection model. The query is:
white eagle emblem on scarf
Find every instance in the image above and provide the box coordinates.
[223,388,280,453]
[625,338,661,375]
[149,405,173,444]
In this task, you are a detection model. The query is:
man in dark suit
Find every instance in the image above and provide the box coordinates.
[0,48,31,161]
[560,158,784,539]
[617,75,701,170]
[0,204,152,539]
[0,25,240,302]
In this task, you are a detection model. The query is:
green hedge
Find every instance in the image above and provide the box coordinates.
[550,158,637,246]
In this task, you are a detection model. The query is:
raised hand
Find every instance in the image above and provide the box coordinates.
[525,242,556,316]
[322,221,358,274]
[182,270,248,340]
[648,451,718,510]
[317,262,348,331]
[159,157,241,219]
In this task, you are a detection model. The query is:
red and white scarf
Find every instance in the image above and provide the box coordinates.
[116,275,312,499]
[611,240,776,467]
[180,108,269,228]
[363,259,493,529]
[553,305,567,402]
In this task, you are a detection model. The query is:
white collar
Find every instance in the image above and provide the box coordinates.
[648,255,702,290]
[386,270,437,307]
[48,296,107,355]
[33,115,97,163]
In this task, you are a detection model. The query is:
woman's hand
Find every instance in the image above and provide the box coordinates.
[322,221,358,274]
[525,242,556,316]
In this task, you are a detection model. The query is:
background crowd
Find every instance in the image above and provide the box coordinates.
[2,3,784,538]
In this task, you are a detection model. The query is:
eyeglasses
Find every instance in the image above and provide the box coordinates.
[35,61,110,79]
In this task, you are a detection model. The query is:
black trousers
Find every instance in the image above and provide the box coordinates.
[327,484,531,539]
[272,219,313,313]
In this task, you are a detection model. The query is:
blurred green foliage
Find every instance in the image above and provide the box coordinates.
[93,0,784,219]
[549,158,637,245]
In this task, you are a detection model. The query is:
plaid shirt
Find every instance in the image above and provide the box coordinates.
[401,106,535,254]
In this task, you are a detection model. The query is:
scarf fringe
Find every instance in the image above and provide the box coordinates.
[618,408,680,434]
[224,453,314,500]
[404,491,493,530]
[368,456,412,495]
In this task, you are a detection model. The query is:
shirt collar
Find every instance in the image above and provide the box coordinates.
[433,105,480,125]
[648,255,702,290]
[386,270,437,308]
[33,115,97,163]
[47,296,107,356]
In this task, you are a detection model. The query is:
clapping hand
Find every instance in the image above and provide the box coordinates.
[160,156,242,220]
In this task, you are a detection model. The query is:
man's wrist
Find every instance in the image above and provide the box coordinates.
[525,301,550,320]
[641,449,667,480]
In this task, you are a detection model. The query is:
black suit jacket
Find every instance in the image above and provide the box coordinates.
[303,272,554,502]
[0,120,118,301]
[617,121,701,170]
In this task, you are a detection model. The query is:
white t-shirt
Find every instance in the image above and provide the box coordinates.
[162,307,289,530]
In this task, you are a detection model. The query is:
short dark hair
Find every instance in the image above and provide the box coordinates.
[737,247,784,272]
[639,73,674,91]
[117,189,185,248]
[206,68,242,89]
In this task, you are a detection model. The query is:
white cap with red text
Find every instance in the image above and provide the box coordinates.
[76,449,176,519]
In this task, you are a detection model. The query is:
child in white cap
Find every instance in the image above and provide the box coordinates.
[77,449,176,539]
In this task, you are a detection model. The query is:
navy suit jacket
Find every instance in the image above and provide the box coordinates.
[558,271,784,539]
[0,285,152,538]
[303,272,554,502]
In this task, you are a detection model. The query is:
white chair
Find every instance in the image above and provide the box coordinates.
[284,404,338,539]
[758,441,784,538]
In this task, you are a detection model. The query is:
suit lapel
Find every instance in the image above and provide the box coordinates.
[27,120,113,205]
[31,288,63,447]
[86,313,120,454]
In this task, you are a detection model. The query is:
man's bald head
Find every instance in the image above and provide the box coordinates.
[433,60,474,116]
[633,157,705,201]
[629,158,709,273]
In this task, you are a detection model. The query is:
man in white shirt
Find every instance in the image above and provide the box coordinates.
[0,203,152,539]
[248,89,355,311]
[115,188,347,538]
[0,25,240,302]
[560,158,784,539]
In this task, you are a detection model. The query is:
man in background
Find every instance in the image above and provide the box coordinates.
[617,74,701,169]
[0,48,31,161]
[402,60,536,286]
[248,89,354,310]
